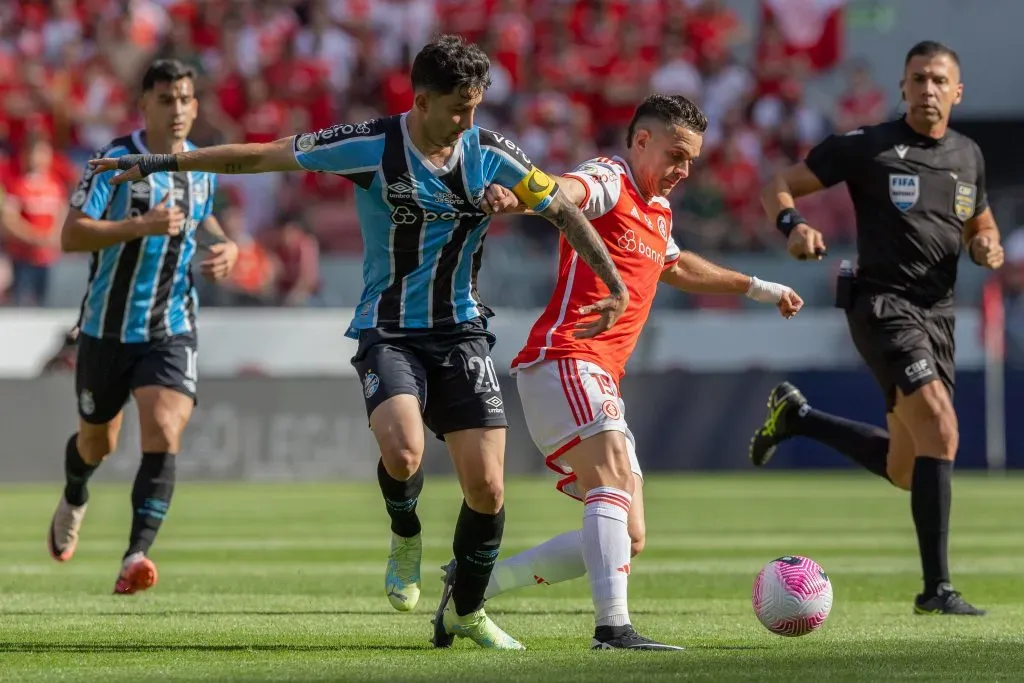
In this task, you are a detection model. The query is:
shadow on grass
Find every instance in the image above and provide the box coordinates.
[0,642,427,653]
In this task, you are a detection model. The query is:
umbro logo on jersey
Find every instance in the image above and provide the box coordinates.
[388,175,415,200]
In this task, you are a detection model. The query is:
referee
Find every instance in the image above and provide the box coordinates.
[748,41,1003,615]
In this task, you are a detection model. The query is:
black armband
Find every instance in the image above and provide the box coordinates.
[775,207,807,238]
[116,153,179,177]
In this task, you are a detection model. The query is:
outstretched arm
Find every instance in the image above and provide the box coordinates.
[660,251,803,319]
[89,137,302,183]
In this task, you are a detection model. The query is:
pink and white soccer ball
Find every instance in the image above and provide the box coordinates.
[752,555,833,637]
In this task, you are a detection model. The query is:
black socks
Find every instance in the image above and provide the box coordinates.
[792,407,891,481]
[126,452,176,558]
[64,434,98,506]
[377,458,424,538]
[911,456,952,596]
[452,502,505,616]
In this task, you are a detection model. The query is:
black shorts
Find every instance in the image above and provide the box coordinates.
[350,318,507,440]
[846,292,955,412]
[75,332,198,424]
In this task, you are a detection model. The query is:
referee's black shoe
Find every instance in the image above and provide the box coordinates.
[749,381,807,467]
[914,584,986,616]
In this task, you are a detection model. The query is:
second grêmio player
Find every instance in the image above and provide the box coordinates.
[480,94,803,650]
[48,59,239,594]
[91,35,628,649]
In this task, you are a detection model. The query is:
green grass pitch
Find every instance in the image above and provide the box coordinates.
[1,473,1023,681]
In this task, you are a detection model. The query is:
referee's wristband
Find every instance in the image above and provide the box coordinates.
[775,208,807,238]
[115,153,179,176]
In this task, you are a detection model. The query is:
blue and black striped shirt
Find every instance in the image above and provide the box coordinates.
[71,130,216,342]
[292,114,557,338]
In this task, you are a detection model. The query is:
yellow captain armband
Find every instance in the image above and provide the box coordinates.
[512,166,558,211]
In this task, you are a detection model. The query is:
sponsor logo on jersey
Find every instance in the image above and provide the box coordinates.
[298,121,375,153]
[487,132,531,166]
[617,229,665,266]
[391,205,481,224]
[434,189,464,205]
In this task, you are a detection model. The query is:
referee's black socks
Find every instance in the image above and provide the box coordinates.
[377,458,424,538]
[64,434,99,506]
[791,407,891,481]
[912,456,953,596]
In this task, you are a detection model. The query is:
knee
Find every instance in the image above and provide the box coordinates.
[463,476,504,515]
[885,462,913,491]
[146,411,187,451]
[379,441,423,480]
[915,400,959,458]
[597,440,635,493]
[77,430,116,465]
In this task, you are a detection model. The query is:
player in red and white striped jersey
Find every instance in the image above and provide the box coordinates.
[484,95,803,650]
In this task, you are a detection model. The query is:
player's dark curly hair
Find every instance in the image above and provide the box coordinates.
[410,35,492,97]
[625,94,708,148]
[905,40,960,68]
[141,59,195,92]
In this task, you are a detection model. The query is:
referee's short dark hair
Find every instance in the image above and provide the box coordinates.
[141,59,195,92]
[410,35,492,97]
[626,94,708,148]
[904,41,961,69]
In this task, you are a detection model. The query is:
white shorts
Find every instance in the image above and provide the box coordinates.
[515,358,641,501]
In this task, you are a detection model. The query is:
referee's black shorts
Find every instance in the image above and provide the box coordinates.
[846,291,955,412]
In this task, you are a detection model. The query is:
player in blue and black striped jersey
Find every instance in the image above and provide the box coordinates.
[47,60,239,596]
[93,36,629,649]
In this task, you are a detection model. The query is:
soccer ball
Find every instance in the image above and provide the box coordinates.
[752,555,833,637]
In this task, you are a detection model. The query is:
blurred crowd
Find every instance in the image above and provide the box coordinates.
[1,0,891,308]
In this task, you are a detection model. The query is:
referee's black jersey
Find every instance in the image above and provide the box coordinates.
[804,117,988,306]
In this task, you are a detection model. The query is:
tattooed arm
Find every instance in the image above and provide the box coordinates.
[89,137,304,183]
[92,120,386,183]
[173,137,303,174]
[537,190,629,337]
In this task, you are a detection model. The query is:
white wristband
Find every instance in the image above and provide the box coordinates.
[745,276,788,304]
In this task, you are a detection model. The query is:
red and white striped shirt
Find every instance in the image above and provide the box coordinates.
[511,156,679,382]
